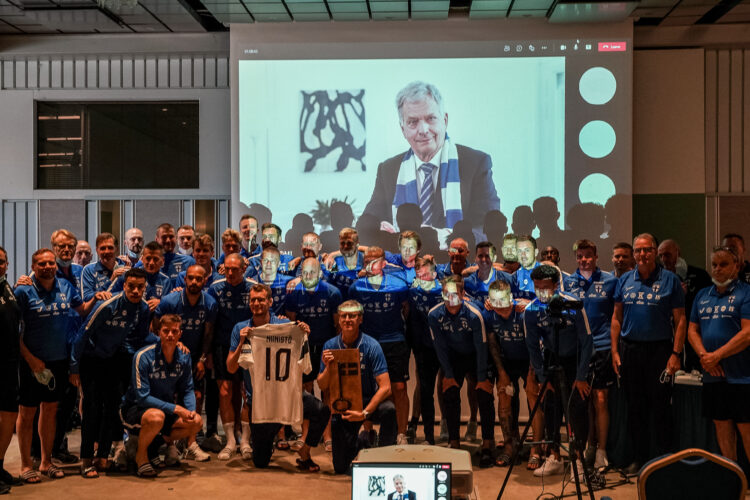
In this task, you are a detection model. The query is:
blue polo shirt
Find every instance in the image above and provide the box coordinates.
[436,259,469,279]
[384,252,416,285]
[229,313,289,400]
[56,264,83,289]
[162,252,195,282]
[285,281,342,345]
[15,276,83,362]
[464,268,514,306]
[483,305,528,360]
[125,341,195,413]
[428,301,489,382]
[326,252,364,299]
[348,274,409,344]
[155,290,218,355]
[256,273,293,316]
[110,271,172,301]
[208,277,255,347]
[407,281,443,348]
[321,332,388,406]
[563,268,617,350]
[524,294,593,383]
[81,260,124,301]
[614,266,685,342]
[512,262,541,300]
[690,280,750,383]
[71,293,151,373]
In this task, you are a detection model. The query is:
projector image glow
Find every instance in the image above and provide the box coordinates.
[354,445,475,499]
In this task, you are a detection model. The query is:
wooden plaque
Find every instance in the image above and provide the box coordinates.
[330,349,363,414]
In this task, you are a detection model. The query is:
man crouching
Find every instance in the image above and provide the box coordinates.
[121,314,203,477]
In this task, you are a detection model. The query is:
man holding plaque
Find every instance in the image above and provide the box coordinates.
[318,300,397,474]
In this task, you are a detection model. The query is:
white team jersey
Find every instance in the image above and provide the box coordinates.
[248,323,312,425]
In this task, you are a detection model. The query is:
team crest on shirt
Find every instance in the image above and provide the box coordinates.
[728,295,736,304]
[175,263,183,272]
[122,310,127,316]
[594,284,603,294]
[384,293,392,303]
[198,310,205,320]
[155,285,163,296]
[652,283,661,293]
[460,318,469,329]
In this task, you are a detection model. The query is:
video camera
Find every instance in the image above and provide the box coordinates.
[547,293,583,317]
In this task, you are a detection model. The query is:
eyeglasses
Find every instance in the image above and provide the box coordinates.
[633,247,655,254]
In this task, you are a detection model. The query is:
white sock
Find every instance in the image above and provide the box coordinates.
[241,422,251,445]
[223,422,236,448]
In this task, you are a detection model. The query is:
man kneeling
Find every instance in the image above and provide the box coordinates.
[121,314,203,477]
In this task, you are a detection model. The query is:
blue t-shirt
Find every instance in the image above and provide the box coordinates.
[321,333,388,406]
[55,264,83,289]
[483,305,528,361]
[110,271,172,301]
[436,259,469,280]
[384,252,416,285]
[326,252,365,299]
[155,290,218,355]
[428,301,489,382]
[208,277,255,347]
[512,262,541,300]
[125,341,195,413]
[524,294,593,383]
[690,280,750,383]
[162,252,195,282]
[71,293,151,373]
[255,273,293,316]
[563,268,617,350]
[15,277,83,362]
[285,281,343,345]
[614,266,685,342]
[348,274,409,344]
[407,281,443,348]
[464,268,514,306]
[230,314,289,400]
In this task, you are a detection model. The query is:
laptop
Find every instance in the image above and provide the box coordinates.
[351,462,451,500]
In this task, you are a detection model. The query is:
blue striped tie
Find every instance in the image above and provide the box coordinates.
[419,163,435,225]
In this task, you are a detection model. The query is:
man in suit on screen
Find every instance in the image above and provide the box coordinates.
[363,81,500,239]
[387,474,417,500]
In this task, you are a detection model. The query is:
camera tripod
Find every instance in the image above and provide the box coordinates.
[497,315,595,500]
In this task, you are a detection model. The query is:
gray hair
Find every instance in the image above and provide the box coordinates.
[393,474,405,483]
[396,81,445,124]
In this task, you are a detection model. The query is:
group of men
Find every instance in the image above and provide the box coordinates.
[1,215,749,492]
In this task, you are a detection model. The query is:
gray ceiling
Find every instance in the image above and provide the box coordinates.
[0,0,748,34]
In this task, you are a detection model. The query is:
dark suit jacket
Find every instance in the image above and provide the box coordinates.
[387,490,417,500]
[363,144,500,230]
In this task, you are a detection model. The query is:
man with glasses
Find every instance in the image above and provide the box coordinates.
[610,233,686,474]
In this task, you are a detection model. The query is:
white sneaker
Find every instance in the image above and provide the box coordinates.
[240,443,253,460]
[186,442,210,462]
[569,459,585,482]
[534,456,564,477]
[164,443,181,466]
[218,445,235,461]
[594,449,609,469]
[463,421,478,443]
[396,433,408,445]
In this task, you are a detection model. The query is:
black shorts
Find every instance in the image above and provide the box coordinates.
[213,343,235,381]
[120,403,179,436]
[381,340,410,383]
[0,361,19,412]
[303,343,324,384]
[495,357,530,387]
[589,349,616,389]
[703,382,750,423]
[18,359,68,407]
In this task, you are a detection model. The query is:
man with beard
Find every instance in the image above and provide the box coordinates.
[174,234,222,290]
[153,223,195,281]
[326,228,365,299]
[110,241,172,311]
[500,234,521,274]
[436,238,470,279]
[122,228,145,267]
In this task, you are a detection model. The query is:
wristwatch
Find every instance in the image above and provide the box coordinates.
[671,350,681,357]
[362,409,370,420]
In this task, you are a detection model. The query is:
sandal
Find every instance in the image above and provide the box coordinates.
[40,465,64,479]
[496,453,512,467]
[295,458,320,473]
[290,439,304,452]
[81,465,99,479]
[136,463,158,478]
[527,454,543,471]
[20,469,41,484]
[276,440,290,451]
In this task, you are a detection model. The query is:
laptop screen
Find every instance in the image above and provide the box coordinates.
[351,462,451,500]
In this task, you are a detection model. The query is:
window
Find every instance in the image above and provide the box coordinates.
[36,101,199,189]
